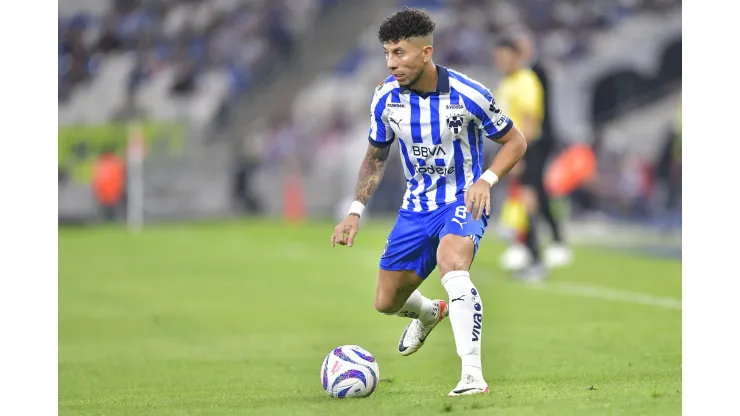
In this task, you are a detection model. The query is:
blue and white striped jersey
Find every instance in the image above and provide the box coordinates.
[368,65,513,212]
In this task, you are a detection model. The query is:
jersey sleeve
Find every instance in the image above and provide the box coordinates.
[480,89,513,140]
[368,87,395,148]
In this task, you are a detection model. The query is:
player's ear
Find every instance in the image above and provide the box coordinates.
[423,45,433,62]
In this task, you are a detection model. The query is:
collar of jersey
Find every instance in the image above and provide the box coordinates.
[399,65,450,98]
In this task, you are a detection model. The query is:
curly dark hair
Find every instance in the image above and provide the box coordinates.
[378,7,436,44]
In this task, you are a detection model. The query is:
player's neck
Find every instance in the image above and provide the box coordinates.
[506,66,524,76]
[409,62,439,94]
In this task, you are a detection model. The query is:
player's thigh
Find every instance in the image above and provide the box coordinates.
[374,269,424,313]
[376,211,437,311]
[435,201,487,276]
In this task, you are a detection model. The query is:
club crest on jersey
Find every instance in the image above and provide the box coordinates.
[446,115,465,136]
[489,95,502,114]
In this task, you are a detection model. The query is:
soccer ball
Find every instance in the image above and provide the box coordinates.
[320,345,379,398]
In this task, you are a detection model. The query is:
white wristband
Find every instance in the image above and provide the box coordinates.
[480,170,499,187]
[348,201,365,217]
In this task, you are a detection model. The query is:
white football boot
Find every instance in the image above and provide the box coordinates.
[500,243,532,271]
[448,374,490,397]
[398,300,449,356]
[544,243,573,268]
[517,262,548,283]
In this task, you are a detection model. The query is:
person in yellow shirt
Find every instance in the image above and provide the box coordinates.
[515,34,571,267]
[493,37,553,281]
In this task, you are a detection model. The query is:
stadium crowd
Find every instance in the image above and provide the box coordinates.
[433,0,680,65]
[59,0,341,105]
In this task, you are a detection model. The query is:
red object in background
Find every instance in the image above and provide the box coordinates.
[507,178,522,199]
[283,172,305,224]
[93,153,125,206]
[544,144,597,197]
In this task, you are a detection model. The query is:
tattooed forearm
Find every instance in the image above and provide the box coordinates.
[354,144,391,205]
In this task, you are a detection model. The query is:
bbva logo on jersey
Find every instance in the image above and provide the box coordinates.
[446,115,466,136]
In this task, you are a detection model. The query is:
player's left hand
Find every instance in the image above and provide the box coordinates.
[465,180,492,221]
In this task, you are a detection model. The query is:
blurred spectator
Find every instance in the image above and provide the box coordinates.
[59,16,95,102]
[95,14,124,54]
[92,146,127,222]
[262,0,294,55]
[653,102,681,213]
[127,34,163,94]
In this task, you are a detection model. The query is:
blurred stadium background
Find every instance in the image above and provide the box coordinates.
[58,0,682,413]
[59,0,681,240]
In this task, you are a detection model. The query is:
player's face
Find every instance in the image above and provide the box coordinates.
[515,36,534,63]
[493,47,518,74]
[384,39,427,87]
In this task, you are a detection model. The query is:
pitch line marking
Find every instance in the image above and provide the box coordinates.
[529,281,682,310]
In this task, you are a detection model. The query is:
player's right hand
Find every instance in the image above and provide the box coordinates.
[331,215,360,248]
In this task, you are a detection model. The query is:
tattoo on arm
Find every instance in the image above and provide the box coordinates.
[355,144,391,205]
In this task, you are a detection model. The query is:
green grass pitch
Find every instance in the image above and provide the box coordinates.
[59,219,681,415]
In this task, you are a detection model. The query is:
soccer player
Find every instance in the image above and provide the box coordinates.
[330,8,527,396]
[492,37,557,280]
[513,33,572,268]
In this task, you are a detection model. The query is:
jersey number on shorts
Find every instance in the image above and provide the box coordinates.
[455,206,467,220]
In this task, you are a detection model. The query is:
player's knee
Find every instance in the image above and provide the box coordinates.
[437,256,469,277]
[374,296,400,314]
[437,236,474,276]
